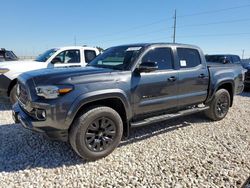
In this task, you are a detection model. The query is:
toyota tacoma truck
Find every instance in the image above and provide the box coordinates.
[12,43,245,160]
[0,46,99,104]
[205,54,242,65]
[241,60,250,89]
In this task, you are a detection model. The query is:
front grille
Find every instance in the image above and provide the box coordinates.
[17,82,29,105]
[245,71,250,81]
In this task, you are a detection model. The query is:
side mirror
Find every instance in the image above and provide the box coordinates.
[51,57,62,64]
[137,61,158,73]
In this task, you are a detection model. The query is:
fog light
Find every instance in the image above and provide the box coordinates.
[36,109,46,120]
[41,111,46,119]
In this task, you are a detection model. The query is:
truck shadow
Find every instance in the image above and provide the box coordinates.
[0,104,11,111]
[0,97,11,111]
[240,91,250,97]
[0,113,210,173]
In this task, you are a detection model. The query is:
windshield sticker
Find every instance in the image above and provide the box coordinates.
[180,60,187,67]
[126,47,142,51]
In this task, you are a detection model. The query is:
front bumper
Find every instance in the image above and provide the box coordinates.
[12,103,68,141]
[0,74,11,97]
[244,70,250,88]
[244,80,250,88]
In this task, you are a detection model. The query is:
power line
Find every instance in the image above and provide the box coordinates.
[146,32,250,42]
[178,4,250,18]
[100,18,250,44]
[102,28,170,44]
[82,3,250,41]
[177,32,250,38]
[177,18,250,28]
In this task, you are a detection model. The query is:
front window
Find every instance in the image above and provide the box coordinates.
[142,48,174,70]
[52,50,80,64]
[88,46,143,70]
[35,49,58,62]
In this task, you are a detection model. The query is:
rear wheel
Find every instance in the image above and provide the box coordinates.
[69,106,123,160]
[9,84,17,104]
[205,89,230,121]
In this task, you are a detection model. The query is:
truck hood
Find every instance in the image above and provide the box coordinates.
[0,60,41,68]
[0,60,35,68]
[19,66,116,86]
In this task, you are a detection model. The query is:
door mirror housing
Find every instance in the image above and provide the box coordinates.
[51,57,62,64]
[137,61,158,73]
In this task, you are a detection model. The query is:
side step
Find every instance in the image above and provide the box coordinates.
[131,106,209,128]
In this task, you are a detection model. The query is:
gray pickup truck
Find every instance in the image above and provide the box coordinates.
[13,43,245,160]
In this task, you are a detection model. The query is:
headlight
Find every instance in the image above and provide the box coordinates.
[0,68,10,74]
[242,69,247,81]
[35,85,73,99]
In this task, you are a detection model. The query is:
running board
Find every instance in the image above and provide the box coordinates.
[131,106,209,128]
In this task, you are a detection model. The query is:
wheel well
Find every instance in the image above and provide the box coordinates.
[7,79,17,96]
[73,98,128,136]
[217,83,234,106]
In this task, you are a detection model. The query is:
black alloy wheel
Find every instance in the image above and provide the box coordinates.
[85,117,116,152]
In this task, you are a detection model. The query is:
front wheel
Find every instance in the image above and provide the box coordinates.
[69,106,123,160]
[204,89,231,121]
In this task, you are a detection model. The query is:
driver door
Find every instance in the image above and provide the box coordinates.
[50,50,82,68]
[132,47,179,118]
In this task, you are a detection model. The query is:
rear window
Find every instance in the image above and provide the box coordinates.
[177,48,201,68]
[232,56,241,63]
[84,50,97,63]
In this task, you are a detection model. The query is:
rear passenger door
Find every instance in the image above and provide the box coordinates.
[176,48,209,107]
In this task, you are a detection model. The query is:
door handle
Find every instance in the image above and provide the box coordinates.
[168,76,177,82]
[198,74,206,78]
[69,65,81,67]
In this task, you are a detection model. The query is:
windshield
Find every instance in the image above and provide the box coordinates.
[35,49,58,62]
[205,55,225,63]
[242,60,250,68]
[6,51,18,59]
[88,46,143,70]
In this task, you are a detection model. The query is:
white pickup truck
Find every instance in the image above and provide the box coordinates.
[0,46,100,103]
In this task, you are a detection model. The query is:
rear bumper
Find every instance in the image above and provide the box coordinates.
[12,103,68,141]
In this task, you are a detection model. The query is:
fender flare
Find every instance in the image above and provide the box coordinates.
[65,89,132,127]
[206,79,235,105]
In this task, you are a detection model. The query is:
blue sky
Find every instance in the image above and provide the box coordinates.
[1,0,250,58]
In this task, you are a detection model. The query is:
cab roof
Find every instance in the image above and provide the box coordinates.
[115,43,200,49]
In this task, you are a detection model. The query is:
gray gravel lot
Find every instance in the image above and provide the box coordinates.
[0,93,249,187]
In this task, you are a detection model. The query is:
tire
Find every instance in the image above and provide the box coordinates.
[9,84,17,104]
[69,106,123,160]
[204,89,231,121]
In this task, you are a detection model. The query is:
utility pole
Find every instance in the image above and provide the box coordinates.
[173,9,177,43]
[242,49,245,59]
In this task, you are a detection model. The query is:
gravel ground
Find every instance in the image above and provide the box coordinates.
[0,93,249,187]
